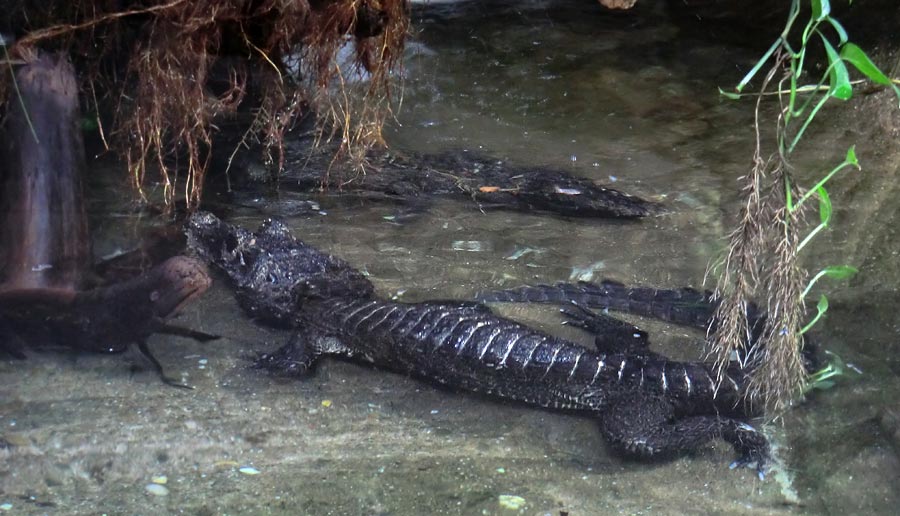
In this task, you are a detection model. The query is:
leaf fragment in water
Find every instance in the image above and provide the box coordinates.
[569,260,606,282]
[498,494,526,509]
[145,484,169,496]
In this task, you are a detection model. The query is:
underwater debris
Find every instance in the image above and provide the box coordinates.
[145,483,169,496]
[4,0,410,211]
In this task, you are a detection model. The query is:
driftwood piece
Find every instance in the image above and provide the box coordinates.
[0,54,90,290]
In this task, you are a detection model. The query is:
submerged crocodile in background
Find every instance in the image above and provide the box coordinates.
[186,212,769,474]
[225,137,661,219]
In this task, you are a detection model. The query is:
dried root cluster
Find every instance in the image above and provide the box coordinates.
[709,58,810,416]
[3,0,410,210]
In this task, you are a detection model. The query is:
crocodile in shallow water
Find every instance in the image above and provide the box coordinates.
[186,212,768,473]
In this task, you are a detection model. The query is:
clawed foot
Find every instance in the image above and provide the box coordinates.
[158,323,221,342]
[560,301,649,353]
[252,345,314,378]
[160,375,194,390]
[728,422,769,480]
[560,300,603,332]
[730,453,768,481]
[136,340,194,390]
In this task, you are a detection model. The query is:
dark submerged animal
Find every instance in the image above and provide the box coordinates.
[186,212,768,473]
[475,280,782,365]
[232,143,660,219]
[0,256,217,388]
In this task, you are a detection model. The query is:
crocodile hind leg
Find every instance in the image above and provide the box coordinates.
[157,323,220,342]
[599,394,769,477]
[136,339,193,389]
[254,330,352,377]
[560,301,650,355]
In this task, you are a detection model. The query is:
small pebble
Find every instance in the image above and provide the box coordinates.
[151,475,167,485]
[496,467,506,474]
[430,409,439,415]
[145,484,169,497]
[239,466,260,475]
[498,494,525,510]
[0,503,12,511]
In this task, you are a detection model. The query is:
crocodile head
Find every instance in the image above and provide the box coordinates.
[146,256,212,319]
[86,255,211,349]
[186,212,374,325]
[527,172,661,218]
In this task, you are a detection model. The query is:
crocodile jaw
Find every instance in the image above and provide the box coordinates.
[149,256,212,319]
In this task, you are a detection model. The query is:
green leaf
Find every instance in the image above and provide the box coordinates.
[840,43,892,85]
[812,0,831,20]
[805,352,847,393]
[817,186,832,225]
[811,380,836,390]
[718,87,742,100]
[801,294,829,334]
[821,35,853,100]
[822,265,858,280]
[802,265,858,298]
[845,145,859,167]
[825,17,848,45]
[817,294,829,312]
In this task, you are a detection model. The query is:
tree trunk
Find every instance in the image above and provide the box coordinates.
[0,54,90,290]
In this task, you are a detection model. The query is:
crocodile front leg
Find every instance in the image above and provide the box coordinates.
[560,301,650,355]
[254,329,354,377]
[600,393,769,476]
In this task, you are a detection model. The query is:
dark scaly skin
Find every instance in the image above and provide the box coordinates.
[273,145,661,219]
[186,212,768,472]
[476,280,719,329]
[475,280,774,365]
[0,256,216,387]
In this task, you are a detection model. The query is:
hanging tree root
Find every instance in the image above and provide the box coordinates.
[709,51,810,415]
[3,0,410,212]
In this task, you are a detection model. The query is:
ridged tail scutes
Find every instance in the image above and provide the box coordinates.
[475,281,715,328]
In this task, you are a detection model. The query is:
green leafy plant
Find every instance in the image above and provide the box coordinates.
[711,0,900,413]
[805,351,848,391]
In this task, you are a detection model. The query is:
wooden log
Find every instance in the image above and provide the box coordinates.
[0,54,90,290]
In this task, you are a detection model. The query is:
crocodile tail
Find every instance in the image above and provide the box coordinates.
[476,280,715,329]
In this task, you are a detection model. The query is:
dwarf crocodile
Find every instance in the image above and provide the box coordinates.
[186,212,769,473]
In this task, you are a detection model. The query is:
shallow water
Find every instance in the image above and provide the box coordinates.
[3,1,900,514]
